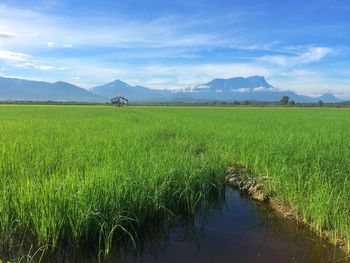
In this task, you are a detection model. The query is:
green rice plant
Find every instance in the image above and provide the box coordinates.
[0,105,349,259]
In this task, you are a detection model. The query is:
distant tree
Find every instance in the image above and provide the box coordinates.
[233,100,240,105]
[289,100,295,105]
[318,100,324,106]
[280,96,290,105]
[243,100,250,105]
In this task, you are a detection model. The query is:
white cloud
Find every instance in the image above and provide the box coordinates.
[190,64,271,80]
[16,62,66,71]
[36,58,272,90]
[274,79,350,99]
[230,40,283,52]
[258,47,333,66]
[62,43,73,48]
[0,31,35,39]
[298,47,332,63]
[232,88,250,93]
[0,31,18,38]
[47,42,56,48]
[253,86,266,92]
[0,50,31,61]
[38,65,54,70]
[0,3,234,50]
[259,55,288,66]
[142,64,270,79]
[48,43,74,49]
[0,4,348,98]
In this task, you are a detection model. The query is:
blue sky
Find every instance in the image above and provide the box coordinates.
[0,0,349,98]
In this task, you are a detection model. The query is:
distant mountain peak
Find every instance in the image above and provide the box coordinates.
[317,92,339,101]
[246,75,266,80]
[202,75,273,91]
[90,79,162,100]
[0,76,104,102]
[54,81,66,84]
[245,75,270,85]
[0,75,343,103]
[53,81,77,86]
[109,79,131,87]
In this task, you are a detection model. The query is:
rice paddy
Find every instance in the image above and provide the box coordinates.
[0,105,349,259]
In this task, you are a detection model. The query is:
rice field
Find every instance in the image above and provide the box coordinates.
[0,105,349,258]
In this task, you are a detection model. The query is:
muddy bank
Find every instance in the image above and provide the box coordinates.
[225,165,347,251]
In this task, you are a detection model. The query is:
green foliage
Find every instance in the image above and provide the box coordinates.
[0,105,349,256]
[280,95,290,105]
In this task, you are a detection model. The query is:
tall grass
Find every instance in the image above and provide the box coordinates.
[0,105,349,257]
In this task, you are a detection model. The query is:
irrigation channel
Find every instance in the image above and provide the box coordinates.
[33,187,347,263]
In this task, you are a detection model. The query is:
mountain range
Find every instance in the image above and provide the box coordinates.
[0,77,104,102]
[0,75,342,103]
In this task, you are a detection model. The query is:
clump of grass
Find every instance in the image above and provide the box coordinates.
[0,105,349,258]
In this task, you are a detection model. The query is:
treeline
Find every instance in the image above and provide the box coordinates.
[1,98,350,107]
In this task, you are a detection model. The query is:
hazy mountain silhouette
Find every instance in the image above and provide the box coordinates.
[0,75,341,103]
[0,76,104,102]
[91,76,340,103]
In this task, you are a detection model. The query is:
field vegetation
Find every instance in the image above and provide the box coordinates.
[0,105,349,257]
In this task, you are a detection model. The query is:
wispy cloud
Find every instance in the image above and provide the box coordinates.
[274,78,350,99]
[0,48,66,72]
[47,42,56,48]
[0,30,35,39]
[298,47,332,63]
[0,50,32,61]
[0,1,349,98]
[62,43,73,48]
[258,47,333,66]
[0,31,18,38]
[0,4,240,50]
[47,42,73,48]
[16,62,66,71]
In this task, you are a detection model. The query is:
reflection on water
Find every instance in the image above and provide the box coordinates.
[12,188,350,262]
[122,188,348,263]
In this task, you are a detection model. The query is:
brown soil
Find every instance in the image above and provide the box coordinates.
[226,165,268,202]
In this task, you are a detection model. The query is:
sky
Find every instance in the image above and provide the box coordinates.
[0,0,349,98]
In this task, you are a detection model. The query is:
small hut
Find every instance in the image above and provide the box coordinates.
[111,96,128,106]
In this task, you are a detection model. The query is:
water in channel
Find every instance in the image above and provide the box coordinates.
[44,187,348,263]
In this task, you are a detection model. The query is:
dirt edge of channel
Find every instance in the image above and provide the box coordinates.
[225,165,348,253]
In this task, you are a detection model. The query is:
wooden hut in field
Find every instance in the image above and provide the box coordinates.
[111,96,128,106]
